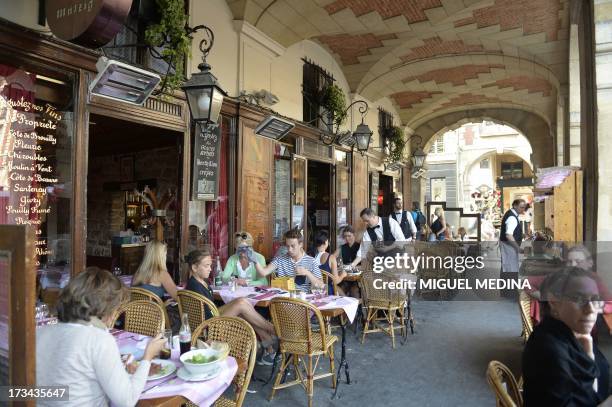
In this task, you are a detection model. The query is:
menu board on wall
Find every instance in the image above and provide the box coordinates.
[192,124,222,200]
[0,66,72,270]
[370,171,379,214]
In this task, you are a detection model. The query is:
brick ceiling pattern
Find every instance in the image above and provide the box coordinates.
[454,0,563,42]
[391,90,443,109]
[482,76,553,97]
[316,33,398,65]
[229,0,569,128]
[399,37,488,63]
[403,64,505,86]
[324,0,443,23]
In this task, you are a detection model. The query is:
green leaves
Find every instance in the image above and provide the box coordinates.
[387,126,406,163]
[144,0,191,94]
[323,84,347,127]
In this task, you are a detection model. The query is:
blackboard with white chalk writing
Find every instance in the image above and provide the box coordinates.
[192,124,221,200]
[370,171,379,214]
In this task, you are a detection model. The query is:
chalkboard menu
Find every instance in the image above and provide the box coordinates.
[370,171,379,214]
[192,124,222,200]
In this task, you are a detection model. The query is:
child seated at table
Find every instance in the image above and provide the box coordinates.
[184,249,277,365]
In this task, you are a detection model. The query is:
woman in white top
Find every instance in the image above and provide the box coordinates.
[36,267,166,407]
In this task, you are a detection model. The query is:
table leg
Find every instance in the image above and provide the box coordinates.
[332,322,350,399]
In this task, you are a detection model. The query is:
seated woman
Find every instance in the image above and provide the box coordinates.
[340,226,360,267]
[313,230,347,295]
[566,245,594,271]
[221,231,267,286]
[523,267,611,406]
[185,249,277,365]
[37,267,166,407]
[132,240,178,301]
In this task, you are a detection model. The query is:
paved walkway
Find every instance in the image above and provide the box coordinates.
[245,299,526,407]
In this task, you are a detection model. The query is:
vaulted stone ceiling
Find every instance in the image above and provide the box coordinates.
[227,0,568,131]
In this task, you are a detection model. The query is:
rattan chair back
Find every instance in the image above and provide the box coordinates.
[270,297,328,354]
[191,317,257,407]
[320,270,338,295]
[486,360,523,407]
[178,289,219,331]
[129,287,171,328]
[111,300,165,337]
[518,290,534,341]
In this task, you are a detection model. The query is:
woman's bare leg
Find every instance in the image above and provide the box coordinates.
[221,298,275,343]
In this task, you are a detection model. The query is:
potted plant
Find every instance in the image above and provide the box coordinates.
[144,0,191,94]
[385,126,406,163]
[322,83,347,129]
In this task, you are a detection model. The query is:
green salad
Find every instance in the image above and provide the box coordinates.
[186,353,218,364]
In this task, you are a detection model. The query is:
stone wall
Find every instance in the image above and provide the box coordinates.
[87,146,179,257]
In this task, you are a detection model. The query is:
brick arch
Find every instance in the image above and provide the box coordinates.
[410,108,554,170]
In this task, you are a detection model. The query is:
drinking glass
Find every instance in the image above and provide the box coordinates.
[160,329,173,359]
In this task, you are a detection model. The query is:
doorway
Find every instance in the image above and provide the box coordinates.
[85,114,183,278]
[306,160,332,253]
[379,174,395,217]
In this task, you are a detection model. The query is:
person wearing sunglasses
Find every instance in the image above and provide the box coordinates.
[221,231,267,286]
[523,267,611,406]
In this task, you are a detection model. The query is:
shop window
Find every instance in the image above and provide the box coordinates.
[302,58,335,130]
[0,61,76,299]
[188,115,230,266]
[273,145,292,255]
[501,162,523,179]
[378,108,393,149]
[480,158,490,169]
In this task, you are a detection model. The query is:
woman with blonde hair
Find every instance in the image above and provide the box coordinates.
[37,267,166,406]
[132,240,178,300]
[429,207,447,241]
[221,231,267,286]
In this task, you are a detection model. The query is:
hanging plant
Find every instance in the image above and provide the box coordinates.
[386,126,406,163]
[322,84,347,128]
[144,0,191,94]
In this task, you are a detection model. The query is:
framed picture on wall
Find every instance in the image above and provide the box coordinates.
[120,155,135,182]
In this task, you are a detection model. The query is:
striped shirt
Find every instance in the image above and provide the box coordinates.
[271,252,321,292]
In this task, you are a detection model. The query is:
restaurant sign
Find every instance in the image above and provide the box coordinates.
[192,124,221,201]
[46,0,132,48]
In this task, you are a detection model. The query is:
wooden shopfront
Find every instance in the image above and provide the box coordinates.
[0,20,196,294]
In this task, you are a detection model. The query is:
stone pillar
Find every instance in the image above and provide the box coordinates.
[569,24,582,166]
[595,0,612,239]
[556,91,567,165]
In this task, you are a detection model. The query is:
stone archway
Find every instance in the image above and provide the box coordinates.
[411,108,554,170]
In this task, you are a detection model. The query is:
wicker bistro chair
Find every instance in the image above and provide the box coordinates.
[416,241,462,300]
[129,287,171,329]
[358,270,407,349]
[189,317,257,407]
[111,300,165,337]
[177,290,220,332]
[518,290,534,342]
[486,360,523,407]
[269,297,338,407]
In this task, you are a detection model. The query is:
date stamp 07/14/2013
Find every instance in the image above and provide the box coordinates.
[0,386,69,401]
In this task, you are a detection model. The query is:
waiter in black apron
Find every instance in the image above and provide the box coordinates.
[391,197,417,240]
[499,199,526,298]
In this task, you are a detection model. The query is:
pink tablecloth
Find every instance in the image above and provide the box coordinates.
[115,331,237,406]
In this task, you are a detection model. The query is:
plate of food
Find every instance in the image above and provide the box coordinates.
[124,356,176,381]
